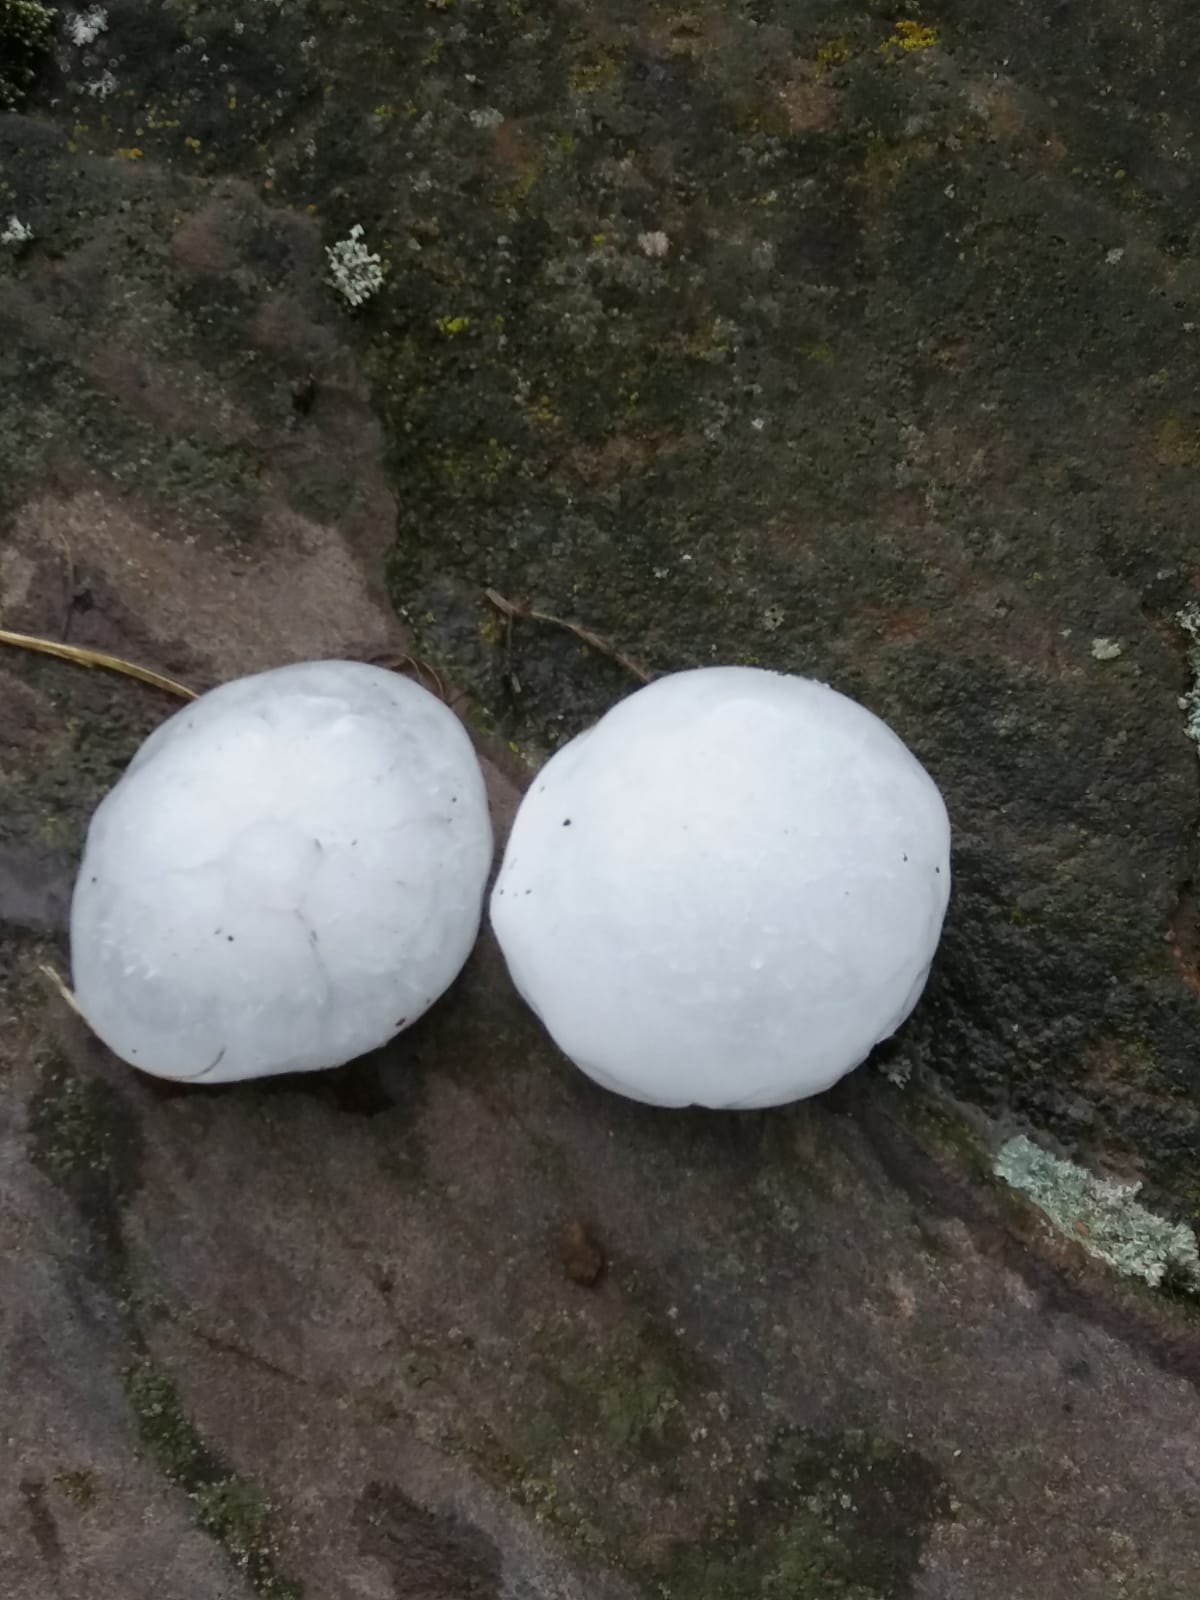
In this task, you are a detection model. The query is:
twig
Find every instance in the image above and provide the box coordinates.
[41,962,231,1080]
[361,649,448,703]
[484,588,651,684]
[39,963,84,1018]
[177,1044,228,1083]
[0,629,196,701]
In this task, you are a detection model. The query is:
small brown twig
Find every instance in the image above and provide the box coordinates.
[0,628,197,700]
[484,588,651,684]
[361,649,449,703]
[39,963,84,1018]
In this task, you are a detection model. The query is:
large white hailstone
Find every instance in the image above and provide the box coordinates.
[490,666,950,1109]
[70,661,492,1083]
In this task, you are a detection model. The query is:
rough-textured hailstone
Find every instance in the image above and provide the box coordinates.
[490,667,950,1109]
[70,661,492,1083]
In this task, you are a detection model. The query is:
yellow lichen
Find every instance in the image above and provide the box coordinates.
[881,18,939,55]
[436,437,513,489]
[684,321,733,362]
[435,314,472,336]
[568,57,619,95]
[814,37,851,74]
[1154,416,1200,468]
[497,165,539,212]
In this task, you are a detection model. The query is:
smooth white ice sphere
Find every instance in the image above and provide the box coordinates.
[70,660,492,1083]
[490,666,950,1109]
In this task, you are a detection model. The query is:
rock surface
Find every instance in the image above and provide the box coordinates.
[3,0,1200,1596]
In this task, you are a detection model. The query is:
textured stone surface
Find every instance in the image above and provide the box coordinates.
[3,0,1200,1595]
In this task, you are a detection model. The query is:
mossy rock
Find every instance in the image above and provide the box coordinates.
[0,0,54,108]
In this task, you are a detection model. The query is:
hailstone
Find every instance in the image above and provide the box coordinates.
[70,660,492,1083]
[490,666,950,1109]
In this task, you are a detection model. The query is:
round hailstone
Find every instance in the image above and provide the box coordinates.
[70,661,492,1083]
[490,666,950,1109]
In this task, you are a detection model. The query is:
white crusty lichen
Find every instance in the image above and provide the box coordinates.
[1090,637,1123,662]
[877,1055,911,1088]
[994,1134,1200,1289]
[325,224,385,309]
[66,5,108,45]
[83,68,116,99]
[1177,602,1200,749]
[1,216,33,246]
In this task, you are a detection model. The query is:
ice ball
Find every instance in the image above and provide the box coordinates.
[70,661,493,1082]
[490,666,950,1109]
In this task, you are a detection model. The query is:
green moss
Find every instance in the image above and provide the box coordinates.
[1152,416,1200,467]
[529,1132,570,1184]
[497,1308,705,1481]
[435,437,513,491]
[457,1311,946,1596]
[27,1051,147,1293]
[658,1430,946,1600]
[0,0,53,108]
[447,1302,712,1569]
[664,1517,867,1600]
[905,1098,991,1184]
[437,1376,948,1600]
[53,1468,100,1507]
[34,1072,113,1181]
[555,1326,690,1461]
[567,56,620,95]
[125,1361,304,1600]
[495,164,540,212]
[0,349,53,523]
[161,436,258,505]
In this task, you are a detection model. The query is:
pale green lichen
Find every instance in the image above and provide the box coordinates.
[1090,636,1123,662]
[1176,603,1200,749]
[877,1056,911,1088]
[325,224,385,309]
[994,1135,1200,1289]
[65,5,107,45]
[2,216,34,246]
